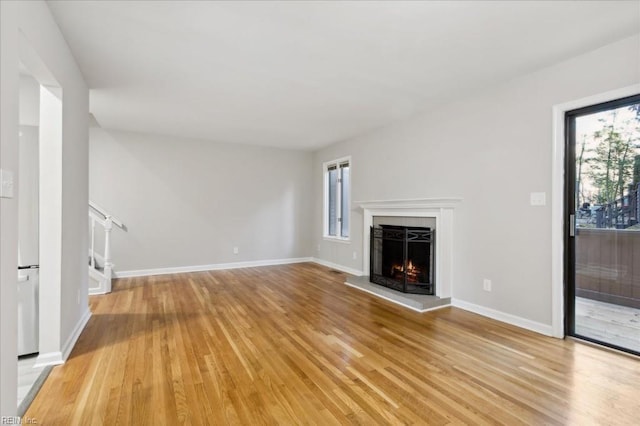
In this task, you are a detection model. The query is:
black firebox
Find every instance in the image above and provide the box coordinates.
[370,225,434,294]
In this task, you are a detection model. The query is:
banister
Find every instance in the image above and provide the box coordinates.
[88,201,120,294]
[88,209,107,227]
[89,200,127,231]
[90,216,96,269]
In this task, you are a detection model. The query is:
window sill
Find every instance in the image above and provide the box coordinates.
[323,236,351,244]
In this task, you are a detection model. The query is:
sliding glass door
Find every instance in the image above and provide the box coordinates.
[566,94,640,355]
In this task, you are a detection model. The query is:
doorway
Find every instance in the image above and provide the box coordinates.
[17,45,65,412]
[565,94,640,355]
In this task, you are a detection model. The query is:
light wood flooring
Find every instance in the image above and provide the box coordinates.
[26,263,640,425]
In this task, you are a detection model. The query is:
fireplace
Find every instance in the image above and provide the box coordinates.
[358,198,461,299]
[370,225,434,294]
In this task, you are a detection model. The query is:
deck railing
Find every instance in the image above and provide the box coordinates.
[579,183,639,229]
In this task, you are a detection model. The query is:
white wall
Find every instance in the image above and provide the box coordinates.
[89,129,314,273]
[18,126,39,267]
[1,0,89,415]
[19,75,40,127]
[0,1,20,415]
[18,76,40,266]
[38,86,64,360]
[313,34,640,330]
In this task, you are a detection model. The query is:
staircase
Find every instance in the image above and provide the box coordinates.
[88,201,126,295]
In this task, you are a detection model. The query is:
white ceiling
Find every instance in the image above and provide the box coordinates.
[47,1,640,150]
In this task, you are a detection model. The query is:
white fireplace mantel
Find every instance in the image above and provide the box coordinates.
[355,198,462,299]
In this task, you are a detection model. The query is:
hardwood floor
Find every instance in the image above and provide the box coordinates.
[26,263,640,425]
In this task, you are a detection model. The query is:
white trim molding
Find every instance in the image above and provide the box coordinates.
[551,84,640,339]
[33,352,64,369]
[355,198,463,210]
[323,156,352,241]
[35,308,91,368]
[62,308,92,360]
[115,257,314,278]
[452,298,554,337]
[355,198,462,299]
[312,257,363,276]
[117,257,365,280]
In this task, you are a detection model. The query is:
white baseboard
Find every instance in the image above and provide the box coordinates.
[452,298,554,337]
[34,351,64,368]
[88,268,106,295]
[62,308,92,360]
[33,309,92,368]
[311,258,363,276]
[115,257,365,279]
[115,257,313,278]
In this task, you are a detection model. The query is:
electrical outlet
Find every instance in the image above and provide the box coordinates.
[233,247,239,255]
[317,244,321,252]
[530,192,546,206]
[483,279,492,292]
[352,251,357,260]
[77,289,80,304]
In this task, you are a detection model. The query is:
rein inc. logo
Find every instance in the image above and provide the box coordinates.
[1,417,37,425]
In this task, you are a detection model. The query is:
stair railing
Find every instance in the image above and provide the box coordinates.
[88,201,126,294]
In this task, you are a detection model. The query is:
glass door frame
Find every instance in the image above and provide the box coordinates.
[564,93,640,355]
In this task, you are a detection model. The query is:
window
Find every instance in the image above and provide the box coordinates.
[324,157,350,240]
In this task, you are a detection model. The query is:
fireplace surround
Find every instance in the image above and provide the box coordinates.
[356,198,461,299]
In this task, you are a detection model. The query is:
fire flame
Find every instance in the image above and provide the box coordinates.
[390,260,422,283]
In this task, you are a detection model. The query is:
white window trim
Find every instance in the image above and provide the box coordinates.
[323,156,351,242]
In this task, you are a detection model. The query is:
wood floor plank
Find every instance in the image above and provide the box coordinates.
[25,263,640,425]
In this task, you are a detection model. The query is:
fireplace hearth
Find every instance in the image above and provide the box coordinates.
[370,225,434,295]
